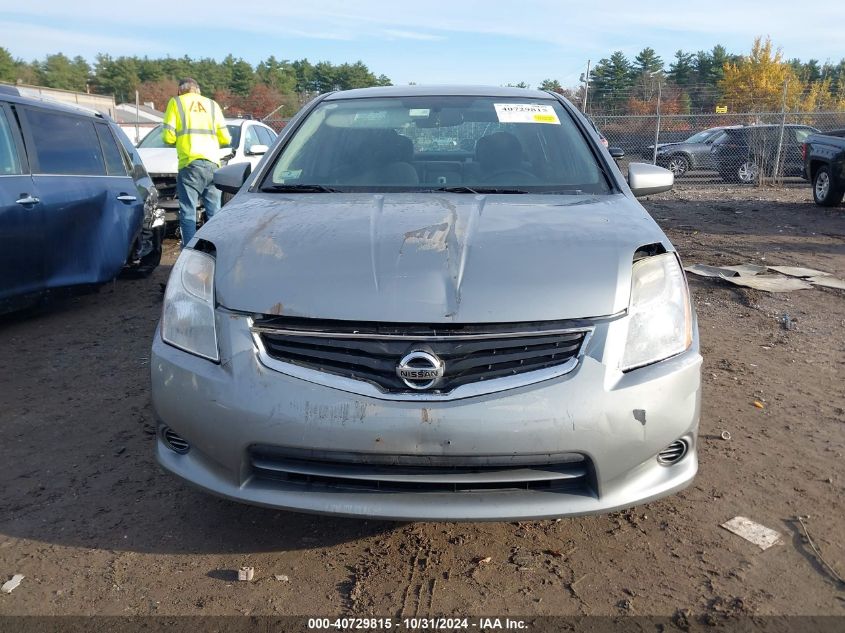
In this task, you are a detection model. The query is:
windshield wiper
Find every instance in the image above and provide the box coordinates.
[260,184,342,193]
[432,186,529,194]
[430,185,480,194]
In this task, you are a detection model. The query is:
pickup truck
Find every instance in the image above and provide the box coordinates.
[802,129,845,206]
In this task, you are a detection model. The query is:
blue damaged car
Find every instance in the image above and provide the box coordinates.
[0,87,163,314]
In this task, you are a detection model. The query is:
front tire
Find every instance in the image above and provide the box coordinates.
[666,154,689,177]
[812,166,844,207]
[736,160,760,185]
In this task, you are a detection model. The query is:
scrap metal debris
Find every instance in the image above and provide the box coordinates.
[1,574,24,594]
[273,574,290,582]
[767,266,831,278]
[808,276,845,290]
[238,567,255,582]
[685,262,843,293]
[795,516,845,586]
[720,274,813,292]
[721,516,781,550]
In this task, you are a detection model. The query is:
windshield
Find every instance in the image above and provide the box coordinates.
[685,129,718,144]
[137,123,241,149]
[265,96,610,193]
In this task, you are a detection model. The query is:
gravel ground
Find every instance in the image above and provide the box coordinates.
[0,186,843,622]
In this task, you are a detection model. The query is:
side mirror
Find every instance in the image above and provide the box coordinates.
[608,147,625,159]
[213,162,252,194]
[246,144,269,156]
[628,162,673,197]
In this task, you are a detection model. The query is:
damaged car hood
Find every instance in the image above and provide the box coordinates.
[199,193,670,322]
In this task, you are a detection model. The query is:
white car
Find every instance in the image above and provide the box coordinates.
[136,118,277,226]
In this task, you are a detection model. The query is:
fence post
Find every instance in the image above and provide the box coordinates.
[774,79,789,185]
[652,80,662,165]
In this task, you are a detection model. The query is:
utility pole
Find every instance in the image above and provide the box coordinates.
[135,90,140,145]
[774,78,789,184]
[580,60,591,112]
[652,75,662,165]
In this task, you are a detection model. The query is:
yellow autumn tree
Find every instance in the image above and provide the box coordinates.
[719,37,803,112]
[797,77,845,111]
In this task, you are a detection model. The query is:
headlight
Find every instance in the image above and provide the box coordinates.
[161,249,219,362]
[621,253,692,371]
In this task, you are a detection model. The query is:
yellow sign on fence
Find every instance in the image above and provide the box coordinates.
[715,105,728,114]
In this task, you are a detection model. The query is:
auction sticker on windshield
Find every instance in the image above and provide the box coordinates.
[494,103,560,124]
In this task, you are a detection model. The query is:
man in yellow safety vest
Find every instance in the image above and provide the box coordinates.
[162,78,232,246]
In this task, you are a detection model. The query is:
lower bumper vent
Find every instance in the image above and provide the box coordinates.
[162,427,190,454]
[657,440,688,465]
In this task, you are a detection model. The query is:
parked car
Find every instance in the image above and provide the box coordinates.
[0,87,161,315]
[710,124,818,184]
[644,126,736,176]
[136,118,277,230]
[151,85,700,521]
[802,129,845,206]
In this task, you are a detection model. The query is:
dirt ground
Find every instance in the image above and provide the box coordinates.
[0,186,843,621]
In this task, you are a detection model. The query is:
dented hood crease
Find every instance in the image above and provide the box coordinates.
[199,193,669,322]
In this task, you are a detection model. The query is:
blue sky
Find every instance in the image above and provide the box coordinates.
[3,1,845,87]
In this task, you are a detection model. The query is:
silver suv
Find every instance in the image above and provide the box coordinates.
[151,86,700,521]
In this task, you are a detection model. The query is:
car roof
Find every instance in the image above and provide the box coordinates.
[323,85,556,100]
[225,118,271,127]
[0,85,108,119]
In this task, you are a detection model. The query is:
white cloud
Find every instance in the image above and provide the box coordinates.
[382,30,445,41]
[0,20,164,60]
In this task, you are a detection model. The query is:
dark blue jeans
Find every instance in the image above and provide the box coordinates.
[176,159,221,247]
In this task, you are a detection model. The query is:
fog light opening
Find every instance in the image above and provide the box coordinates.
[162,427,190,454]
[657,439,688,465]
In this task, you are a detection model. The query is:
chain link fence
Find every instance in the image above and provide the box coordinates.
[591,111,845,185]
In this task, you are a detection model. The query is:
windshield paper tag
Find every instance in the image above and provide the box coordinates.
[494,103,560,125]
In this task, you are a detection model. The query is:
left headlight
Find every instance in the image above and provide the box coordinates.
[621,253,692,371]
[161,249,219,362]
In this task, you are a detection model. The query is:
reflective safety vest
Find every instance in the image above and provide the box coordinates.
[162,93,232,170]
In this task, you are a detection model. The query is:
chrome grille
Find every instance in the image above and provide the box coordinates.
[252,317,590,396]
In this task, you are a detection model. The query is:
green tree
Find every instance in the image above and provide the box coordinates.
[230,58,255,96]
[256,56,297,94]
[0,47,17,83]
[668,50,694,87]
[590,51,633,112]
[632,47,664,76]
[94,54,139,102]
[539,78,563,93]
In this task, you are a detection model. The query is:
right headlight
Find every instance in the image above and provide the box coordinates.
[161,249,219,362]
[621,253,692,371]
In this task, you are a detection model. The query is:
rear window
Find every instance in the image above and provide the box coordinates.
[95,124,129,176]
[266,96,610,193]
[26,109,105,176]
[0,107,23,175]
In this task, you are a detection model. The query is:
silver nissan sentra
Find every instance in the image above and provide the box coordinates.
[151,86,701,521]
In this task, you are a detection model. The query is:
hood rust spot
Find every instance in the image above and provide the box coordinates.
[252,235,285,259]
[403,221,450,252]
[268,302,284,315]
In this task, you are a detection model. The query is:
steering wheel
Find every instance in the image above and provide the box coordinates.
[483,169,538,182]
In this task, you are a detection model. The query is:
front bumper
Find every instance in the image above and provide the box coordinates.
[151,312,701,521]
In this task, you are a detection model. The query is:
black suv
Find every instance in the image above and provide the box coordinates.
[711,124,818,184]
[0,87,163,314]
